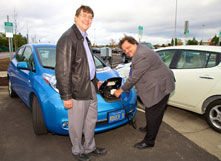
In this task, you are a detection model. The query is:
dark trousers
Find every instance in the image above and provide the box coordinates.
[143,94,170,145]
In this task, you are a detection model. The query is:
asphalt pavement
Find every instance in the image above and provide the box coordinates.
[0,87,220,161]
[1,53,220,161]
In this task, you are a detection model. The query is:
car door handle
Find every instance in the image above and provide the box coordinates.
[199,76,214,80]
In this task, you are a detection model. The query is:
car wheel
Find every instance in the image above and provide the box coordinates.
[205,100,221,133]
[32,96,48,135]
[8,78,17,97]
[122,55,128,63]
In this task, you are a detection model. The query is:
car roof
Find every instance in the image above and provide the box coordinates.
[25,43,56,48]
[156,45,221,53]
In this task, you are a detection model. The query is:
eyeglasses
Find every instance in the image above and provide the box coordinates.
[79,14,93,20]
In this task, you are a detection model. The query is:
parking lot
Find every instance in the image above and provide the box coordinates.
[0,87,220,161]
[0,52,221,161]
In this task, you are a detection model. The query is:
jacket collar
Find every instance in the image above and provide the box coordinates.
[72,24,92,48]
[72,24,84,40]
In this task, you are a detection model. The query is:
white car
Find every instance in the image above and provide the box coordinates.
[116,45,221,133]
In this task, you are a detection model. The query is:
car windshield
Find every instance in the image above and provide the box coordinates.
[37,47,56,69]
[36,47,106,69]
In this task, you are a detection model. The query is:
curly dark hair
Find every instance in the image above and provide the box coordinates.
[75,5,94,18]
[118,36,138,49]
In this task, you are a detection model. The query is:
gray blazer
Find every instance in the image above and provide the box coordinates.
[122,44,175,108]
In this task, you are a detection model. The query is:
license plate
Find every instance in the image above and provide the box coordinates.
[108,109,125,123]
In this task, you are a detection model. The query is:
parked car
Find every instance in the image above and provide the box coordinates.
[116,45,221,133]
[140,42,155,49]
[121,42,154,63]
[92,47,100,53]
[112,47,121,53]
[7,44,137,135]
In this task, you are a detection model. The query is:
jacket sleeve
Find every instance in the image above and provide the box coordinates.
[122,53,150,92]
[55,35,74,100]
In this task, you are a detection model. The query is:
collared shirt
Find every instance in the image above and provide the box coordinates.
[129,63,132,76]
[77,27,96,80]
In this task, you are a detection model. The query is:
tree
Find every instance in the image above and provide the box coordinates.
[0,33,9,52]
[210,35,219,46]
[13,33,27,48]
[0,33,9,47]
[170,38,182,46]
[199,40,203,45]
[109,39,116,48]
[186,37,198,45]
[171,38,174,46]
[0,32,27,51]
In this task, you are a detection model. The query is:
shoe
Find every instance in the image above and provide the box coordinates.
[139,126,147,133]
[89,147,107,156]
[72,154,90,161]
[134,141,154,149]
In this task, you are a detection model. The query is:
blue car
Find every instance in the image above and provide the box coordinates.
[7,44,137,135]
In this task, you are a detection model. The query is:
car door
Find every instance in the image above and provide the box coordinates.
[9,47,25,93]
[169,50,221,111]
[16,46,35,104]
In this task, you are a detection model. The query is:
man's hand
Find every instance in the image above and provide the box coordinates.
[63,99,73,109]
[114,88,123,98]
[97,81,104,89]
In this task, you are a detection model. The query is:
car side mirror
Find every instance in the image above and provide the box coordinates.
[17,62,30,70]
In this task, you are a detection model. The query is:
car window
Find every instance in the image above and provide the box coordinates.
[94,56,106,68]
[176,50,217,69]
[16,47,25,62]
[157,50,175,67]
[207,53,216,67]
[23,47,35,71]
[23,47,32,62]
[37,47,56,68]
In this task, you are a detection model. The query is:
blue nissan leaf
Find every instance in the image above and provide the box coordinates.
[7,44,137,135]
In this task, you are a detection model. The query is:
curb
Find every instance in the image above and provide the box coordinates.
[0,71,7,77]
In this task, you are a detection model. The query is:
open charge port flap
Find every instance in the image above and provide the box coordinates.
[99,77,122,102]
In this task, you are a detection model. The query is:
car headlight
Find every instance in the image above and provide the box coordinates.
[43,73,59,93]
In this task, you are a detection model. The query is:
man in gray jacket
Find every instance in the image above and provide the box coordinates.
[114,36,175,149]
[55,5,106,161]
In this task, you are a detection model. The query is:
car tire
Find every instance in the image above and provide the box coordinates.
[32,96,48,135]
[8,78,17,97]
[205,100,221,133]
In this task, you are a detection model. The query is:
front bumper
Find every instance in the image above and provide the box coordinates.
[40,88,137,135]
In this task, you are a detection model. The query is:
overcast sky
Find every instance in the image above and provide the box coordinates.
[0,0,220,45]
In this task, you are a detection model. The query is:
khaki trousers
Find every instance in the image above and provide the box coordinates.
[68,82,97,155]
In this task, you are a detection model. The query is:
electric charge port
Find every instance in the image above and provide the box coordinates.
[99,77,122,102]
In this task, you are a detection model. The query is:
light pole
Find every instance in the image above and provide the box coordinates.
[174,0,177,46]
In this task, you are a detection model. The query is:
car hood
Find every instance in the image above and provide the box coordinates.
[41,67,120,82]
[96,67,120,81]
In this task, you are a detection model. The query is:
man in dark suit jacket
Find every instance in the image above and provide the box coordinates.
[114,36,175,149]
